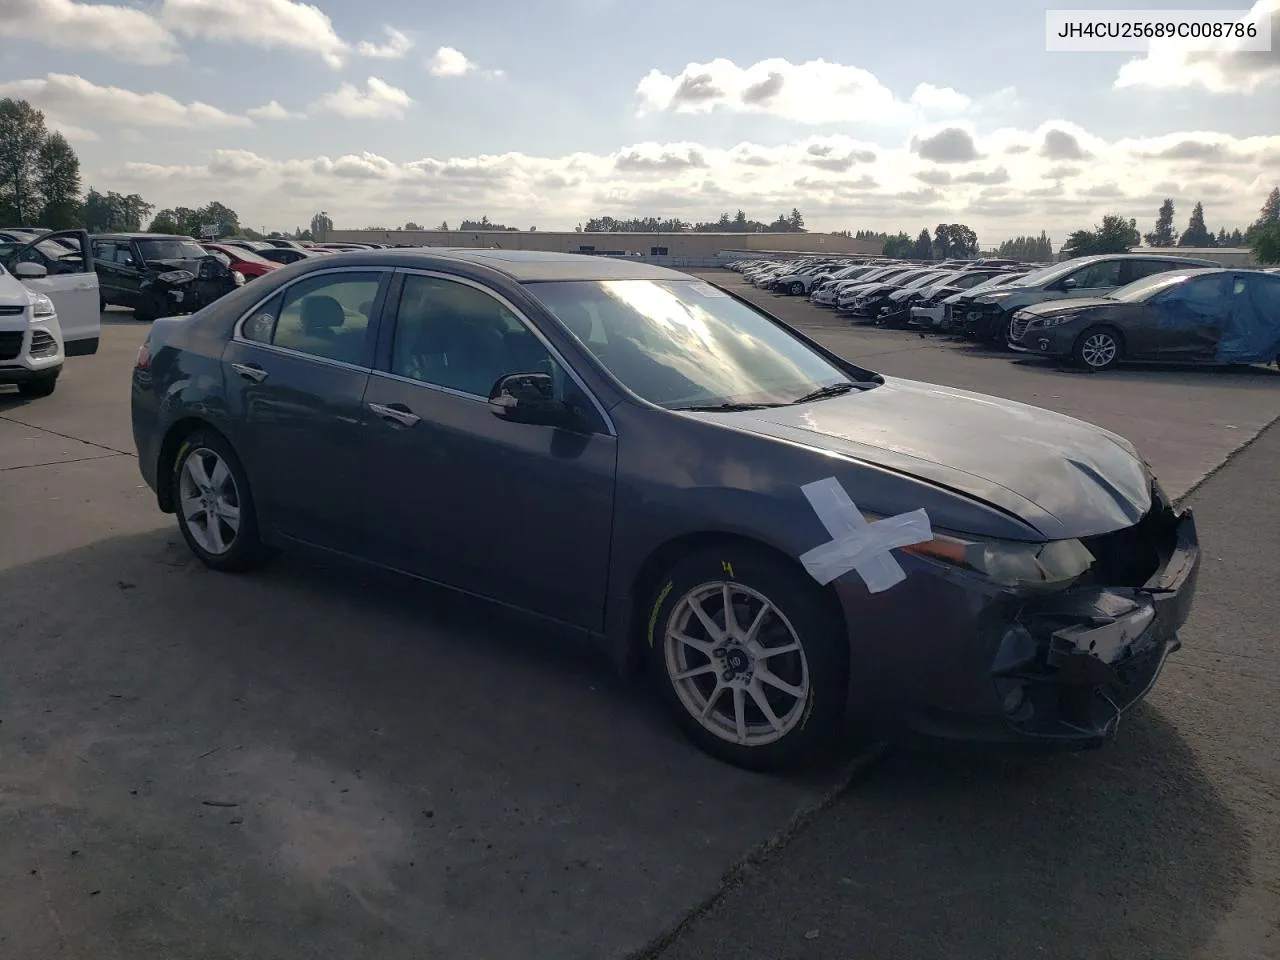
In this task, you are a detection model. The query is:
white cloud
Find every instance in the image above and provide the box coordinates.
[247,100,303,120]
[159,0,348,68]
[635,57,980,124]
[1114,0,1280,92]
[910,83,971,112]
[310,77,413,120]
[0,0,181,65]
[428,46,475,77]
[95,125,1280,245]
[0,73,251,134]
[356,26,412,59]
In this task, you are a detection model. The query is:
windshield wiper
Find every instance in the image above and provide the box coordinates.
[673,401,785,412]
[790,381,868,404]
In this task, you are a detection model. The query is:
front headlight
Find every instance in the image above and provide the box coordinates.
[1034,312,1081,328]
[902,530,1095,590]
[29,292,55,317]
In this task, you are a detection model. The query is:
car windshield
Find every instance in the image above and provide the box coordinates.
[1105,271,1201,302]
[137,238,208,261]
[1010,260,1086,286]
[527,279,863,409]
[220,245,272,264]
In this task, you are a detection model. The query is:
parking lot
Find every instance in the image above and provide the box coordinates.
[2,280,1278,960]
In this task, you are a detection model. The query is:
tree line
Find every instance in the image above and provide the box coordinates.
[1065,189,1280,261]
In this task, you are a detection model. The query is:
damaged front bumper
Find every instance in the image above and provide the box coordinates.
[988,505,1199,744]
[837,493,1200,749]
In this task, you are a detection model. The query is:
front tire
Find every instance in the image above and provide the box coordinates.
[647,545,849,770]
[789,281,805,295]
[1073,326,1122,371]
[16,372,58,398]
[172,430,269,573]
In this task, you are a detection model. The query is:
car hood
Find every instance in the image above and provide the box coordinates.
[1018,296,1115,316]
[694,378,1152,540]
[0,271,33,309]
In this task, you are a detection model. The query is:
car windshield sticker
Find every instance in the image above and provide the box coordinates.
[798,477,932,591]
[687,282,727,298]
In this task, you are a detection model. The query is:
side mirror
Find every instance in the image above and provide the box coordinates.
[1060,277,1079,290]
[14,262,47,279]
[488,372,572,427]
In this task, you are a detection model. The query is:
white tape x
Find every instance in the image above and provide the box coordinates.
[798,477,933,591]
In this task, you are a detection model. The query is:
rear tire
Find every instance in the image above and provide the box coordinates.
[172,430,270,573]
[647,544,849,770]
[1073,326,1122,371]
[16,372,58,398]
[789,281,805,295]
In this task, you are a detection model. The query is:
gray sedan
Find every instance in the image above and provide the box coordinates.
[130,250,1200,769]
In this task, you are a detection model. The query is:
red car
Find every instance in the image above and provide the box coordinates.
[200,243,280,280]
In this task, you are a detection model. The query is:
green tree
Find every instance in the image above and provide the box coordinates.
[1144,198,1176,247]
[35,131,82,229]
[310,210,333,240]
[83,188,153,232]
[787,207,805,232]
[1249,221,1280,264]
[881,231,913,257]
[911,227,933,260]
[1246,187,1279,241]
[404,221,422,231]
[732,209,748,231]
[1228,228,1244,245]
[0,98,47,224]
[1062,214,1140,258]
[1178,201,1213,247]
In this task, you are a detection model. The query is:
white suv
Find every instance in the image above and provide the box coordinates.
[0,230,100,398]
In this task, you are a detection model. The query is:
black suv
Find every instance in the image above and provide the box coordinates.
[92,233,241,322]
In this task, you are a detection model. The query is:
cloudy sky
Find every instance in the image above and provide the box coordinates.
[1,0,1277,244]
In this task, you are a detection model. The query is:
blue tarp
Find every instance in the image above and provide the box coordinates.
[1155,272,1280,364]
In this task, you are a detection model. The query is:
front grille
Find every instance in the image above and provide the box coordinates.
[1009,315,1030,341]
[1080,504,1170,588]
[29,330,57,359]
[0,331,23,361]
[0,304,24,317]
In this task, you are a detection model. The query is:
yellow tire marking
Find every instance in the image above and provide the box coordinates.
[174,440,192,473]
[721,560,734,577]
[647,581,674,648]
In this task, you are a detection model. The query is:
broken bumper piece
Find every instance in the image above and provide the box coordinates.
[990,508,1199,744]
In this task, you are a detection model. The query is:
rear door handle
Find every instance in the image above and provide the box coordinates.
[369,402,421,428]
[231,362,268,383]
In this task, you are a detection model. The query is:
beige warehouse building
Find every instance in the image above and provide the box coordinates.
[324,228,883,259]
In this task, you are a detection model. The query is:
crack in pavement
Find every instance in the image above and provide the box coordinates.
[0,412,135,457]
[0,452,127,473]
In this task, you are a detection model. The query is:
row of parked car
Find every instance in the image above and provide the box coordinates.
[729,253,1280,371]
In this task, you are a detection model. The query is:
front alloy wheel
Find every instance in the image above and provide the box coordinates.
[665,582,811,748]
[649,546,848,769]
[1074,326,1121,371]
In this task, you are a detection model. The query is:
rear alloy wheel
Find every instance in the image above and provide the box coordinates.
[1074,326,1122,372]
[16,372,58,398]
[789,281,805,295]
[173,431,269,572]
[649,546,848,770]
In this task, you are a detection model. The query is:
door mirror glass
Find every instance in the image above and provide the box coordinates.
[14,261,47,279]
[488,372,571,426]
[1060,277,1078,290]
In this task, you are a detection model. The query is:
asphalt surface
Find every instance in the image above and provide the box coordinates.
[1,284,1277,959]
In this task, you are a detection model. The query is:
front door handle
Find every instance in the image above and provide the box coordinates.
[231,362,268,383]
[369,401,421,428]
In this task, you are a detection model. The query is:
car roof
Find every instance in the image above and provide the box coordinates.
[310,248,692,282]
[93,233,192,240]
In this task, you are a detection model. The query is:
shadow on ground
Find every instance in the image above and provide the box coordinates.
[0,529,862,960]
[656,706,1247,960]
